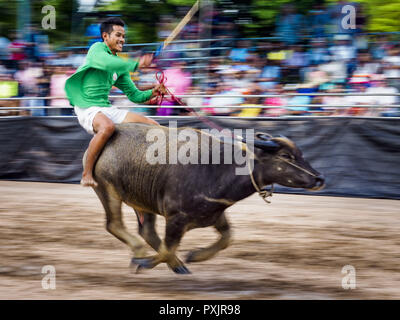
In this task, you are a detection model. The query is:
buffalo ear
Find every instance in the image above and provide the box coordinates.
[277,134,289,140]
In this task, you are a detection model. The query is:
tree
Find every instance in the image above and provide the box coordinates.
[0,0,80,44]
[326,0,400,32]
[0,1,17,37]
[98,0,190,43]
[31,0,80,44]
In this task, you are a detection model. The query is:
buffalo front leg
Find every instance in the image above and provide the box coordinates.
[94,187,147,258]
[132,212,191,274]
[186,212,232,263]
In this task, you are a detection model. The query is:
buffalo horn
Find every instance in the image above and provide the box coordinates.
[254,140,281,151]
[255,132,273,140]
[241,137,281,151]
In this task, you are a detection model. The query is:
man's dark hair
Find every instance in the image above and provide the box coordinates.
[100,17,125,40]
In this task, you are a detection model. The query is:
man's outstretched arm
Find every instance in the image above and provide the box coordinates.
[114,72,166,104]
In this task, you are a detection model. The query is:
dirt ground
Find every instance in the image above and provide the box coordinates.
[0,181,399,300]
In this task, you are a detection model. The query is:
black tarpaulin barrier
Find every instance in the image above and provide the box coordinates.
[0,116,399,199]
[0,117,90,183]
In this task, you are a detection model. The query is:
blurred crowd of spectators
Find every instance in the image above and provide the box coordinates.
[1,2,400,117]
[151,3,400,117]
[0,26,84,116]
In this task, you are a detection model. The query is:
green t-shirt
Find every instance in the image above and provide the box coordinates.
[65,41,153,108]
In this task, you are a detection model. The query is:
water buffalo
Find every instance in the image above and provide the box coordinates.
[88,123,325,274]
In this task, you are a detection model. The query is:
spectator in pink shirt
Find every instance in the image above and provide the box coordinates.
[50,66,73,115]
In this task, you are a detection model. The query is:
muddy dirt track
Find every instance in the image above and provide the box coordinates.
[0,181,399,299]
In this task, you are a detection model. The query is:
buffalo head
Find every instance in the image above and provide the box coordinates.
[246,132,325,191]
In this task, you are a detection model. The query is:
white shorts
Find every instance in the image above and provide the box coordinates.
[74,105,128,135]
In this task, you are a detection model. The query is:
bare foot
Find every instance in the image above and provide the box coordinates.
[80,174,98,187]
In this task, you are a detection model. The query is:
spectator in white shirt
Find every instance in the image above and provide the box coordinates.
[344,80,374,115]
[352,52,381,78]
[366,74,398,116]
[328,34,356,62]
[382,45,400,89]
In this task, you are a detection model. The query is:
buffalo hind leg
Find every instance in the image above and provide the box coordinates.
[136,211,162,252]
[186,212,231,263]
[94,186,147,258]
[132,212,191,274]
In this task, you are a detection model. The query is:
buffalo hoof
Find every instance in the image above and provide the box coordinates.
[135,265,145,274]
[171,265,191,275]
[129,262,145,274]
[131,257,155,270]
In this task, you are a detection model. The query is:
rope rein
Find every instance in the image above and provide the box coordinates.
[277,156,319,178]
[243,143,275,204]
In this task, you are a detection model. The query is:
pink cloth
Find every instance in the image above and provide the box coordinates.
[264,97,288,117]
[156,67,191,116]
[163,67,191,96]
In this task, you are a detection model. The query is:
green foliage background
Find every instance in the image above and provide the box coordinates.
[349,0,400,32]
[2,0,400,46]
